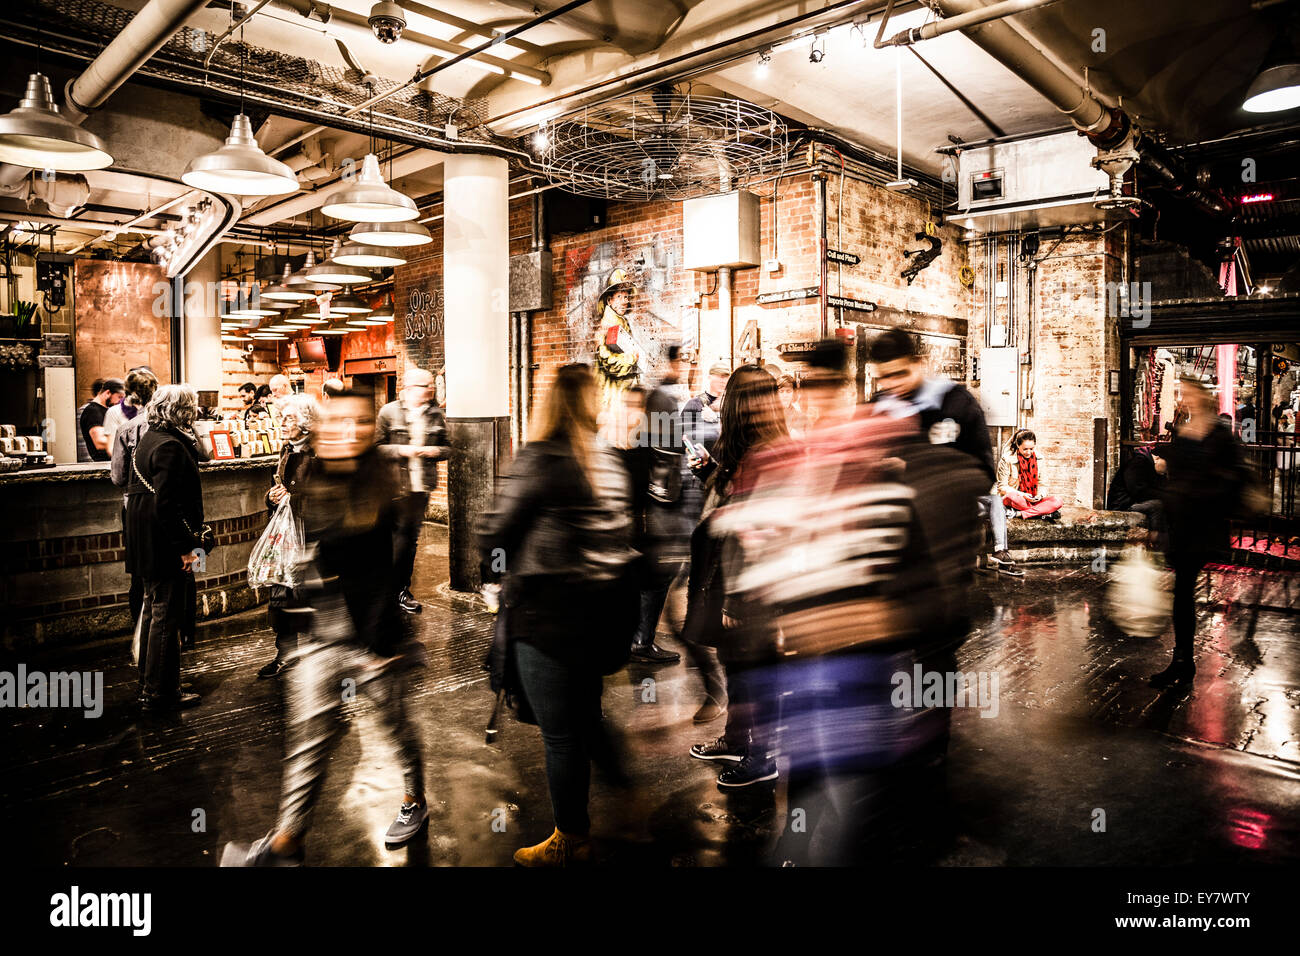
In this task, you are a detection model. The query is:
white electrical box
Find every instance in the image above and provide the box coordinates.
[682,190,761,271]
[978,347,1018,427]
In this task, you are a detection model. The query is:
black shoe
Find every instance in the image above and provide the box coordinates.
[690,734,745,763]
[717,755,779,789]
[141,691,200,713]
[1148,660,1195,688]
[257,657,295,680]
[630,642,680,664]
[398,590,423,614]
[1043,510,1062,522]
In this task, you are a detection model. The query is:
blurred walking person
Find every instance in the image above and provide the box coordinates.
[478,363,640,866]
[222,388,431,865]
[684,365,792,788]
[377,367,451,614]
[125,384,207,713]
[1150,380,1248,688]
[257,393,319,679]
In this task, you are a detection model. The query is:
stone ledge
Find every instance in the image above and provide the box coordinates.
[1006,505,1143,565]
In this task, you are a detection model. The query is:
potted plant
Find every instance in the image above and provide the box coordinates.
[13,300,39,339]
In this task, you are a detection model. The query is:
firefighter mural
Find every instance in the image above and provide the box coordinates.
[593,268,645,409]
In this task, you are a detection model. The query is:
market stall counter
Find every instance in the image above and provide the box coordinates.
[0,457,277,652]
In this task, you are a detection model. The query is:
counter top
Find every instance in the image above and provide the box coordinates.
[0,456,276,485]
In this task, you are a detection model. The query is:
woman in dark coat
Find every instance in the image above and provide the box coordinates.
[1151,380,1248,688]
[683,365,791,789]
[477,363,640,867]
[258,393,319,679]
[125,384,207,713]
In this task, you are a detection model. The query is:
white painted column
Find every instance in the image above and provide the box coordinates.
[182,247,222,394]
[442,153,509,417]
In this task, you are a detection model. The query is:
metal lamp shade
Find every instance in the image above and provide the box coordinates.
[321,153,418,221]
[329,293,373,314]
[0,74,113,171]
[332,242,407,267]
[263,264,315,301]
[305,239,372,284]
[1243,62,1300,113]
[285,251,342,292]
[349,220,432,247]
[182,114,299,196]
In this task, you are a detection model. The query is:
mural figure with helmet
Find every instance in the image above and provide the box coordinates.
[593,267,645,408]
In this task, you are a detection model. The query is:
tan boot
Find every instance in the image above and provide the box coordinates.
[513,827,592,867]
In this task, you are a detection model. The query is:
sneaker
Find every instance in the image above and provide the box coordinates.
[219,834,303,867]
[716,755,779,789]
[630,642,681,664]
[989,550,1025,577]
[384,800,429,846]
[398,590,423,614]
[693,696,726,724]
[257,657,295,680]
[690,735,745,763]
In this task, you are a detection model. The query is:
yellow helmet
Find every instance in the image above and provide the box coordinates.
[601,268,634,298]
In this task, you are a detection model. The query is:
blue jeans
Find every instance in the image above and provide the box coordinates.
[980,493,1007,552]
[514,641,616,835]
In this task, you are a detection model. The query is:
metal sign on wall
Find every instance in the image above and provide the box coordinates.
[827,295,876,313]
[344,356,397,376]
[827,249,860,265]
[756,286,820,305]
[405,287,444,341]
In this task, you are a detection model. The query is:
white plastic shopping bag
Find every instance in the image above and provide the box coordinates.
[247,498,305,589]
[1106,545,1172,637]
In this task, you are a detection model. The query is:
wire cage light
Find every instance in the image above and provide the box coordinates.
[537,86,790,202]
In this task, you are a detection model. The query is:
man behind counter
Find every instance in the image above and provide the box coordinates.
[78,378,125,462]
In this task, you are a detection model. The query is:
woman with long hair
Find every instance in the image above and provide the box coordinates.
[996,429,1063,520]
[684,365,792,789]
[478,363,640,866]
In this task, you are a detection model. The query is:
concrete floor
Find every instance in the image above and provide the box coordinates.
[3,526,1298,866]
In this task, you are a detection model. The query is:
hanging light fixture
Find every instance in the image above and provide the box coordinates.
[321,153,417,221]
[349,220,432,247]
[333,241,407,267]
[1243,59,1300,113]
[285,249,342,292]
[263,263,314,301]
[306,239,373,284]
[0,73,113,170]
[368,293,395,321]
[329,293,373,314]
[182,114,299,196]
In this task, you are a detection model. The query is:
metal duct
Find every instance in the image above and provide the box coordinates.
[0,0,210,188]
[933,0,1128,147]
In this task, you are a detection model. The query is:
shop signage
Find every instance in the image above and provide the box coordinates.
[827,249,860,265]
[405,287,444,341]
[757,286,820,305]
[344,356,397,376]
[827,295,876,313]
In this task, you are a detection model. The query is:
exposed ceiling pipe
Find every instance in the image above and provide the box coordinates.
[397,1,544,57]
[932,0,1128,148]
[270,0,551,85]
[875,0,1062,47]
[0,0,211,189]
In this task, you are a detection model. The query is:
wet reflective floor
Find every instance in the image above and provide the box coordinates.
[2,528,1298,866]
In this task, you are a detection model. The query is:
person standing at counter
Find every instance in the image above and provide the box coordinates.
[238,382,265,422]
[103,367,155,449]
[125,384,208,713]
[78,378,125,462]
[110,368,159,626]
[377,368,450,614]
[258,393,319,680]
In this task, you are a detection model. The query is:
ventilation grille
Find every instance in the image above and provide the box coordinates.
[539,88,790,201]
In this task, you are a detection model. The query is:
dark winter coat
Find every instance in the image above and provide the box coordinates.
[124,423,205,580]
[477,439,640,669]
[1162,421,1245,560]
